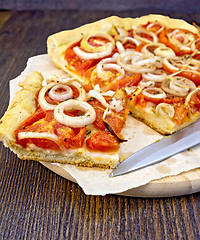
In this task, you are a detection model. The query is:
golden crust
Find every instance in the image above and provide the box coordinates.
[129,104,200,135]
[47,14,199,79]
[8,144,115,169]
[47,14,200,135]
[1,15,200,168]
[0,71,43,146]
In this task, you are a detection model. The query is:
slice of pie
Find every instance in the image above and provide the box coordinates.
[47,14,200,134]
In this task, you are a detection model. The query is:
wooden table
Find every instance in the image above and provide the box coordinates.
[0,10,200,239]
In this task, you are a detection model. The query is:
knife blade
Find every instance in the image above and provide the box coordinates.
[109,120,200,178]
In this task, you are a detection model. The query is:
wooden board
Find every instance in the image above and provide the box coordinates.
[41,162,200,197]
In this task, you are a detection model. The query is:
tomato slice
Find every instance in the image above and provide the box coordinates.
[88,99,128,134]
[159,29,194,56]
[64,41,100,76]
[142,22,163,33]
[133,93,185,108]
[173,104,188,125]
[92,71,141,91]
[86,131,120,152]
[16,109,86,150]
[188,90,200,113]
[162,61,200,86]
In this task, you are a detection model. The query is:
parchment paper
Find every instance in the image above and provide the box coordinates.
[9,54,200,195]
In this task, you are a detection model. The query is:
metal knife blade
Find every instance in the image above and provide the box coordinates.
[109,120,200,178]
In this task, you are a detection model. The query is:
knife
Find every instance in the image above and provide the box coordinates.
[109,120,200,178]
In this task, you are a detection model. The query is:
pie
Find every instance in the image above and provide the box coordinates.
[1,14,200,169]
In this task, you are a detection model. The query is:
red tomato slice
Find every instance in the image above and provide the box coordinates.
[88,99,128,134]
[86,131,119,152]
[92,72,141,91]
[64,41,100,76]
[109,73,142,91]
[188,90,200,113]
[173,104,188,125]
[143,22,163,33]
[16,109,86,150]
[162,61,200,86]
[159,29,194,56]
[134,93,184,107]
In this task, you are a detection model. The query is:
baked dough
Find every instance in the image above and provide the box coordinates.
[1,15,200,169]
[47,14,198,81]
[0,72,120,168]
[47,15,200,135]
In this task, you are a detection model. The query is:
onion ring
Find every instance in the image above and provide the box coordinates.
[117,50,157,73]
[73,45,114,60]
[142,69,167,82]
[168,29,195,51]
[162,76,196,97]
[146,22,164,34]
[139,79,155,88]
[155,103,175,118]
[142,87,167,99]
[54,100,96,128]
[80,33,115,53]
[38,82,60,110]
[74,33,115,60]
[122,37,141,47]
[49,84,73,101]
[133,28,158,43]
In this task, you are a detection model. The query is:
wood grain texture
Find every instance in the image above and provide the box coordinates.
[0,10,200,239]
[1,0,200,13]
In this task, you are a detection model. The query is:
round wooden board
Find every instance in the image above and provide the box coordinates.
[41,162,200,197]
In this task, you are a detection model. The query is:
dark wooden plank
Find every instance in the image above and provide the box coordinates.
[1,0,200,14]
[0,10,200,240]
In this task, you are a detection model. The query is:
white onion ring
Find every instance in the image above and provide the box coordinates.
[154,46,176,58]
[117,50,157,73]
[18,132,63,150]
[142,70,167,82]
[97,63,125,80]
[80,33,114,53]
[88,89,123,112]
[155,103,175,118]
[49,84,73,101]
[163,57,180,71]
[38,82,59,110]
[146,22,164,34]
[185,58,200,71]
[141,43,164,56]
[59,79,87,101]
[170,76,196,92]
[168,29,195,51]
[125,86,137,95]
[74,33,114,60]
[166,56,200,71]
[54,100,96,128]
[141,43,175,58]
[134,28,158,43]
[89,89,110,108]
[38,80,87,110]
[73,45,114,60]
[142,87,167,99]
[162,76,196,97]
[116,27,127,41]
[96,53,124,80]
[139,79,155,88]
[122,37,141,47]
[116,41,125,53]
[185,88,200,104]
